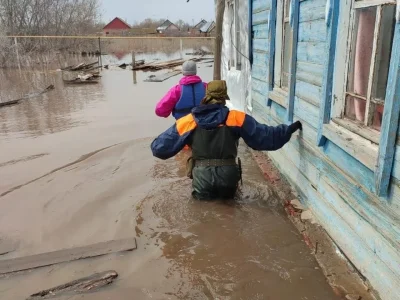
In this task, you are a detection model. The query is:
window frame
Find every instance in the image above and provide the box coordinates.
[267,0,299,116]
[228,0,241,71]
[268,0,293,106]
[332,0,396,138]
[318,0,400,197]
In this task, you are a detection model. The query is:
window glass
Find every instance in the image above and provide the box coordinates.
[345,7,376,122]
[344,4,395,131]
[282,22,292,89]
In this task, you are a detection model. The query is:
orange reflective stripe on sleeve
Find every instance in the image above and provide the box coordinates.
[225,110,246,127]
[176,113,197,136]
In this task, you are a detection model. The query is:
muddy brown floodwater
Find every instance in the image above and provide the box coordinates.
[0,55,340,299]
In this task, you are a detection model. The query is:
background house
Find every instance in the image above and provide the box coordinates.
[199,21,216,37]
[189,19,208,36]
[156,20,180,36]
[103,17,131,35]
[220,1,400,300]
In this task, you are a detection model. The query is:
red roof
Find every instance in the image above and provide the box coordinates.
[103,17,131,30]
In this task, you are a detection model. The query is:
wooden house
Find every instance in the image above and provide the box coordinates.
[221,1,400,299]
[194,19,208,30]
[103,17,131,35]
[156,20,180,35]
[199,21,216,36]
[190,19,208,36]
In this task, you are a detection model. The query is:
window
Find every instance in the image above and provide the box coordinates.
[319,0,400,196]
[228,0,241,70]
[273,0,292,91]
[334,0,396,133]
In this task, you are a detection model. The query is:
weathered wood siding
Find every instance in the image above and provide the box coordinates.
[251,0,271,122]
[250,0,400,299]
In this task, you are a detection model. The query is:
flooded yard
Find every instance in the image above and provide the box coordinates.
[0,52,340,299]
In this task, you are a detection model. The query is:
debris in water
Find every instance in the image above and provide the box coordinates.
[0,85,55,108]
[118,60,145,69]
[61,61,99,72]
[64,73,100,84]
[290,199,305,211]
[144,70,181,82]
[133,57,211,72]
[61,61,102,84]
[301,210,317,224]
[0,238,137,275]
[27,270,118,299]
[186,49,213,56]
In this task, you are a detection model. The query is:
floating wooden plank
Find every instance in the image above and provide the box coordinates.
[144,71,181,82]
[0,85,55,108]
[133,57,209,71]
[0,99,19,107]
[185,50,213,55]
[0,238,137,275]
[27,270,118,299]
[61,61,99,71]
[63,79,99,85]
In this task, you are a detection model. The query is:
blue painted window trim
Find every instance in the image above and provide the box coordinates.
[266,0,277,107]
[317,0,339,147]
[286,0,300,123]
[375,22,400,197]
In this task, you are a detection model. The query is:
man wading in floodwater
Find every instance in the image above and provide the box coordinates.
[151,80,302,200]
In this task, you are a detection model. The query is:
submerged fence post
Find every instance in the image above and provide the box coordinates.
[14,37,21,72]
[132,51,137,84]
[98,37,103,69]
[180,38,183,59]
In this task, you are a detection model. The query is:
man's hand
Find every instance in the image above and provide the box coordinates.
[289,121,302,134]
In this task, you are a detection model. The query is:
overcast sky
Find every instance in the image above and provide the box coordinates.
[100,0,215,25]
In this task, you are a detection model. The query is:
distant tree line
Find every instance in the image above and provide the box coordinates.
[0,0,103,67]
[0,0,101,35]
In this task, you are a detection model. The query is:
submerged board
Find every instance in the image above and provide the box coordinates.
[144,71,181,82]
[0,238,137,274]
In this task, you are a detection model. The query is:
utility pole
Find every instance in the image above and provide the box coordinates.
[213,0,225,80]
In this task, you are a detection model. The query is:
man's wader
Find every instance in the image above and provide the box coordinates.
[187,119,242,200]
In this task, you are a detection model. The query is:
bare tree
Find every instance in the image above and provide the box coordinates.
[0,0,101,67]
[0,0,100,35]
